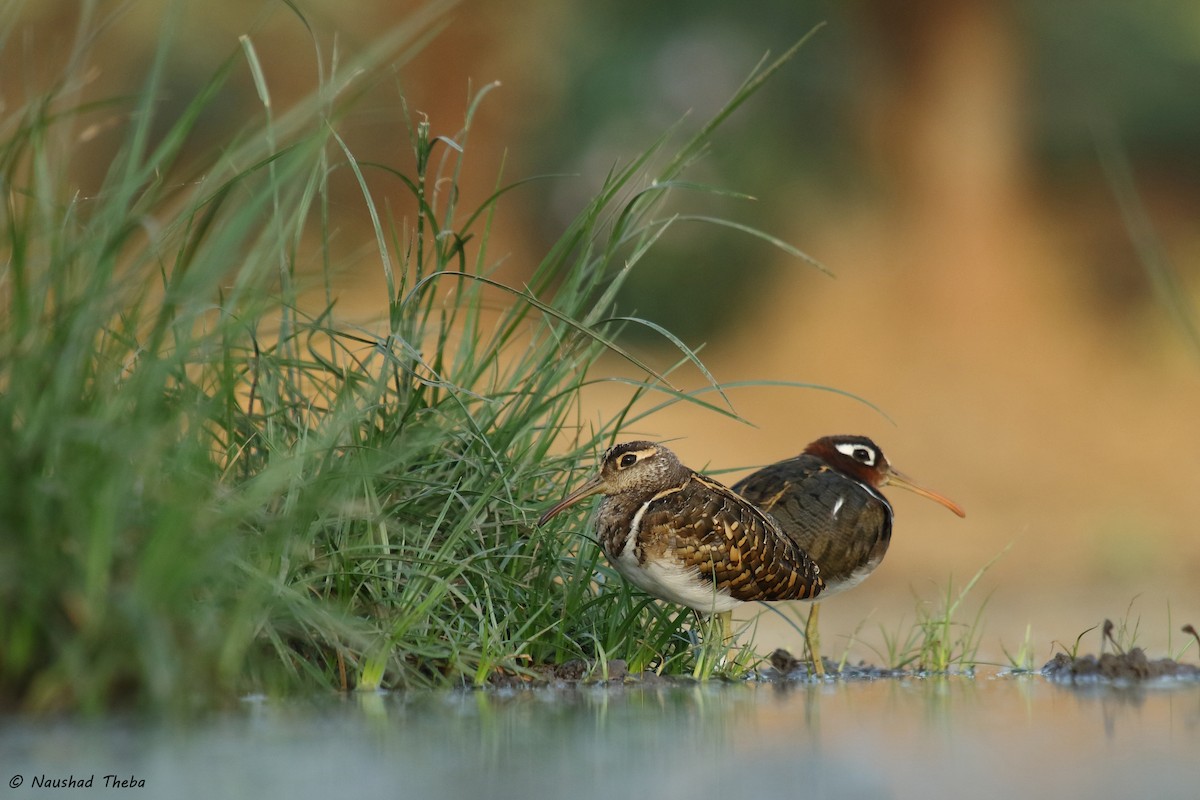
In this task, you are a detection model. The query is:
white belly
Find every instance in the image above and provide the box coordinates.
[612,552,741,613]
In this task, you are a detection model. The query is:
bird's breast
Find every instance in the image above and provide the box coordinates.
[595,484,741,613]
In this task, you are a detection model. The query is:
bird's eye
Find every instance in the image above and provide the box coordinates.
[618,453,638,468]
[834,441,877,465]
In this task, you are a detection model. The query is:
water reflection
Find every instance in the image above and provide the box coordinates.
[3,675,1198,800]
[1053,679,1200,739]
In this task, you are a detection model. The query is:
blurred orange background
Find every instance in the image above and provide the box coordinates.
[11,0,1199,661]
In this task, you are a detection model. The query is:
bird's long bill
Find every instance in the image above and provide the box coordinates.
[537,473,605,526]
[886,470,966,518]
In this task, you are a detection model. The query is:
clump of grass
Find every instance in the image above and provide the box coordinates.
[1049,599,1197,664]
[873,550,1005,674]
[1,2,459,711]
[1102,597,1144,653]
[999,624,1037,673]
[1050,624,1100,661]
[0,3,825,710]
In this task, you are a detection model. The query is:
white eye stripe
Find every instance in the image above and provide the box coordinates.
[613,447,658,468]
[834,442,876,465]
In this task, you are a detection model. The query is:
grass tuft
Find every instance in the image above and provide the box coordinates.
[872,549,1007,674]
[0,5,828,710]
[999,624,1037,673]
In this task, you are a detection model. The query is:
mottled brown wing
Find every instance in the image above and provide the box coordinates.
[733,455,893,586]
[634,473,824,602]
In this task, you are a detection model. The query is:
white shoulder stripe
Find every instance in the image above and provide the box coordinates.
[624,501,650,561]
[623,482,686,560]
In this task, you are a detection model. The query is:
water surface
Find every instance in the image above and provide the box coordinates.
[4,673,1198,799]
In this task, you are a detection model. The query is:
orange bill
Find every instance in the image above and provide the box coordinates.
[885,469,966,518]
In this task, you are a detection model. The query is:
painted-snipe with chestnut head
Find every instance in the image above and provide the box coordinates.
[733,435,965,676]
[538,441,825,643]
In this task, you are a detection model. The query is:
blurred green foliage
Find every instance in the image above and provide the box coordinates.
[518,0,1200,340]
[9,0,1199,343]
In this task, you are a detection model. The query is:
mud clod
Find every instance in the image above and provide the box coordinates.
[1042,648,1200,685]
[486,659,632,687]
[758,648,910,681]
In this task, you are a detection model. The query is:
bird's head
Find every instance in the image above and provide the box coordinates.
[805,435,965,517]
[538,441,688,525]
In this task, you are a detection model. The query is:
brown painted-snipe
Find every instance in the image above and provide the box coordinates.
[538,441,825,643]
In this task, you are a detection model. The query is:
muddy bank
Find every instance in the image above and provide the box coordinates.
[482,646,1200,689]
[487,650,961,689]
[1041,649,1200,685]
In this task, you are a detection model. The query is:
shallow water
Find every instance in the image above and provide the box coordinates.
[4,673,1199,799]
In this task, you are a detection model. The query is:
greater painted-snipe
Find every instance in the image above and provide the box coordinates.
[538,441,825,643]
[732,434,965,675]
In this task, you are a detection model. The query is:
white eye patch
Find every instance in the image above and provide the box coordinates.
[834,441,877,466]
